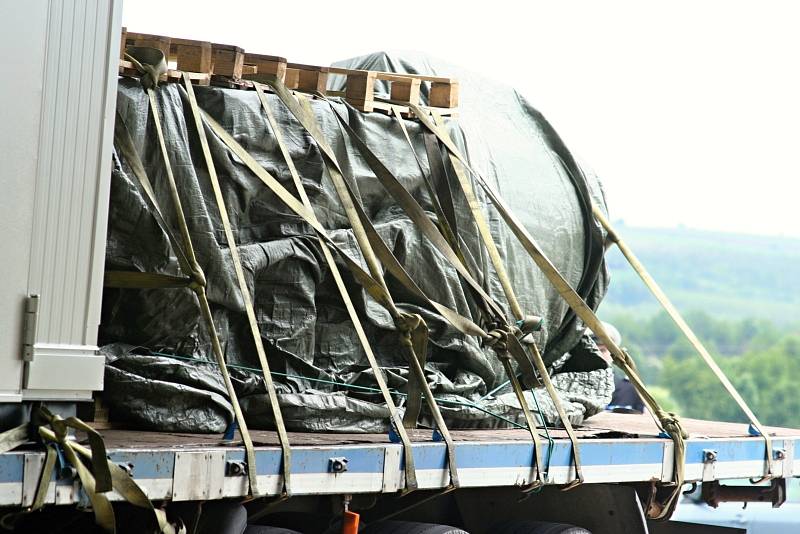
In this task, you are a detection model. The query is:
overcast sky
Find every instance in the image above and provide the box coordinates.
[124,0,800,238]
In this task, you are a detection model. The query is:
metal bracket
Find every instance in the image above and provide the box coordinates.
[172,450,226,501]
[22,295,40,362]
[782,441,795,477]
[702,478,787,509]
[225,460,247,477]
[701,449,717,482]
[329,457,349,474]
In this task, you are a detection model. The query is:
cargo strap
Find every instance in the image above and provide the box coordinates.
[104,271,195,289]
[279,90,431,431]
[593,206,775,481]
[428,111,585,487]
[423,131,462,254]
[0,409,182,533]
[256,78,460,489]
[248,82,420,491]
[409,103,687,518]
[344,101,580,487]
[0,424,28,454]
[145,84,261,497]
[329,103,551,486]
[114,68,261,498]
[194,103,437,491]
[389,107,461,258]
[182,74,293,497]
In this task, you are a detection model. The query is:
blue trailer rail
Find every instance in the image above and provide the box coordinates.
[0,414,797,507]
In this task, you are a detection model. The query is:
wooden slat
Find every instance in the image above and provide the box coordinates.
[430,81,460,108]
[329,66,454,84]
[126,31,171,59]
[244,53,287,83]
[390,78,421,105]
[170,37,212,74]
[284,68,300,90]
[211,43,245,79]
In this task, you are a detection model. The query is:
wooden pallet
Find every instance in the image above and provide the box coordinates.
[119,31,459,116]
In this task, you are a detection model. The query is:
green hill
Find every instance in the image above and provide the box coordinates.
[597,224,800,324]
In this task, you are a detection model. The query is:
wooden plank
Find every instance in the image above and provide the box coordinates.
[287,63,330,93]
[329,66,455,84]
[430,81,459,108]
[345,71,377,108]
[284,68,300,90]
[93,414,800,449]
[169,37,212,74]
[211,43,245,79]
[166,70,210,86]
[390,78,421,105]
[244,53,287,83]
[127,31,171,59]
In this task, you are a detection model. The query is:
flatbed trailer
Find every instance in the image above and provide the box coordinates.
[2,2,798,533]
[1,413,796,532]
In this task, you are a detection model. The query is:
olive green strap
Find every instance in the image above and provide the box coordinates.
[410,103,686,518]
[35,422,182,533]
[389,106,460,256]
[113,113,193,273]
[182,74,292,497]
[196,98,423,491]
[0,424,28,454]
[425,112,584,485]
[594,206,773,480]
[250,82,420,491]
[258,79,459,488]
[330,103,549,485]
[145,87,260,497]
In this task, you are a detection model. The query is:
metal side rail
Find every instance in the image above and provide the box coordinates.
[0,428,797,506]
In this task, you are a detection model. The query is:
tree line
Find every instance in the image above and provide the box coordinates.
[604,310,800,428]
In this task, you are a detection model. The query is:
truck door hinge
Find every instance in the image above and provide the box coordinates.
[22,294,40,362]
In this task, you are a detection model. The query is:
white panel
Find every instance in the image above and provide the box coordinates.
[0,1,50,397]
[23,345,105,393]
[0,0,123,399]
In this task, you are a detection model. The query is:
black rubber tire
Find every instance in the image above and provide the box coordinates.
[244,526,304,534]
[492,520,591,534]
[362,520,469,534]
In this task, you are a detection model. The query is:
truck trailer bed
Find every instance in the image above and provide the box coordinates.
[1,413,797,507]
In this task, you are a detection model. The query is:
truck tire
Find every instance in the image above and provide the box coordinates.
[363,521,469,533]
[492,520,591,534]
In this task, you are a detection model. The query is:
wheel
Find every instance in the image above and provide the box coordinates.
[492,520,591,534]
[362,520,469,533]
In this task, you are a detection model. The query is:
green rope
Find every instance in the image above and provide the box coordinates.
[476,375,555,482]
[150,349,555,486]
[150,351,550,433]
[530,388,554,483]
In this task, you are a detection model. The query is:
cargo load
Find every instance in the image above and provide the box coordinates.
[101,51,612,434]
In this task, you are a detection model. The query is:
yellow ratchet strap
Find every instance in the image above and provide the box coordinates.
[258,78,460,489]
[409,103,686,518]
[593,206,774,482]
[144,85,261,497]
[182,74,292,497]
